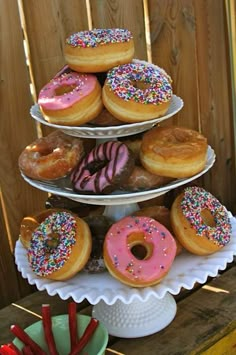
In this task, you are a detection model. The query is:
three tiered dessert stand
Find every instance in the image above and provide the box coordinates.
[15,68,236,338]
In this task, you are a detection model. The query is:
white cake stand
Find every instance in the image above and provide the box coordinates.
[15,213,236,337]
[20,83,230,337]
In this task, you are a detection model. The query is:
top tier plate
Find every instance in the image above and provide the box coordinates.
[30,95,183,139]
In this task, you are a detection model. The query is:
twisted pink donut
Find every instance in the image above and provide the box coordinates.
[71,141,134,194]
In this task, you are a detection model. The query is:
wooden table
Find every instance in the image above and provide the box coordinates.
[0,262,235,355]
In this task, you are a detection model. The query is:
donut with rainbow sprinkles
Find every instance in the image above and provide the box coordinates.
[64,28,135,72]
[170,186,232,255]
[28,211,92,280]
[102,61,173,123]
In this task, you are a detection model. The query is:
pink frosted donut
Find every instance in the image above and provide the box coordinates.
[38,71,103,126]
[103,216,177,287]
[71,141,135,194]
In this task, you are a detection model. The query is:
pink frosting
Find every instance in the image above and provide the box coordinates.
[71,141,131,194]
[38,72,98,110]
[104,216,177,286]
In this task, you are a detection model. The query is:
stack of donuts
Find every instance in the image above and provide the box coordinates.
[18,28,209,193]
[38,28,173,126]
[19,185,232,287]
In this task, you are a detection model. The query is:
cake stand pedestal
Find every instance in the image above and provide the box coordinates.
[103,203,140,221]
[92,293,176,338]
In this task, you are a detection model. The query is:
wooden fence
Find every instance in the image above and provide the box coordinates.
[0,0,235,309]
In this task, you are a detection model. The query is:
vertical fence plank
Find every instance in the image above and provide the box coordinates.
[90,0,147,60]
[148,0,236,212]
[149,0,199,130]
[194,0,236,208]
[22,0,89,94]
[0,203,21,307]
[0,0,48,306]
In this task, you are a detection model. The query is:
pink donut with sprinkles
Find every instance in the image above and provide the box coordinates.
[170,186,232,255]
[28,211,92,280]
[38,70,103,126]
[103,216,177,287]
[102,60,173,123]
[70,141,135,194]
[64,28,135,72]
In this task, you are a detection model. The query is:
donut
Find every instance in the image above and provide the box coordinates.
[45,194,102,217]
[121,165,173,191]
[70,141,135,194]
[140,125,208,178]
[64,28,134,73]
[18,130,86,180]
[102,61,172,123]
[121,136,142,164]
[38,71,103,126]
[103,216,177,287]
[83,215,113,273]
[20,208,68,249]
[170,186,232,255]
[89,108,124,126]
[28,211,92,280]
[134,206,182,255]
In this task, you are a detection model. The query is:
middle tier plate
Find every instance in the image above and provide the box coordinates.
[20,146,215,205]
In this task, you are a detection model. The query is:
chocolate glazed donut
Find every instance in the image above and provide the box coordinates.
[70,141,135,194]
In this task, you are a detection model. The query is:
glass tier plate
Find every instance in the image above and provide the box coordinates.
[15,213,236,305]
[30,95,183,139]
[20,146,216,206]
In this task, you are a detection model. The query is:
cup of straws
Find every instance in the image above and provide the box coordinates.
[0,302,108,355]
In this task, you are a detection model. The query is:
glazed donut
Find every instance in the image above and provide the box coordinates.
[18,131,86,180]
[20,208,68,249]
[140,125,208,178]
[103,216,177,287]
[38,71,103,126]
[102,61,172,123]
[83,215,113,273]
[28,211,92,280]
[71,141,135,194]
[121,165,173,191]
[134,206,172,231]
[89,108,124,127]
[64,28,134,73]
[134,206,182,255]
[170,186,232,255]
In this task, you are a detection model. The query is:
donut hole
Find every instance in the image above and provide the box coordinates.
[131,81,150,91]
[128,232,153,260]
[29,143,54,156]
[38,146,54,156]
[46,232,60,249]
[200,209,216,228]
[86,160,109,175]
[131,244,148,260]
[55,84,77,96]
